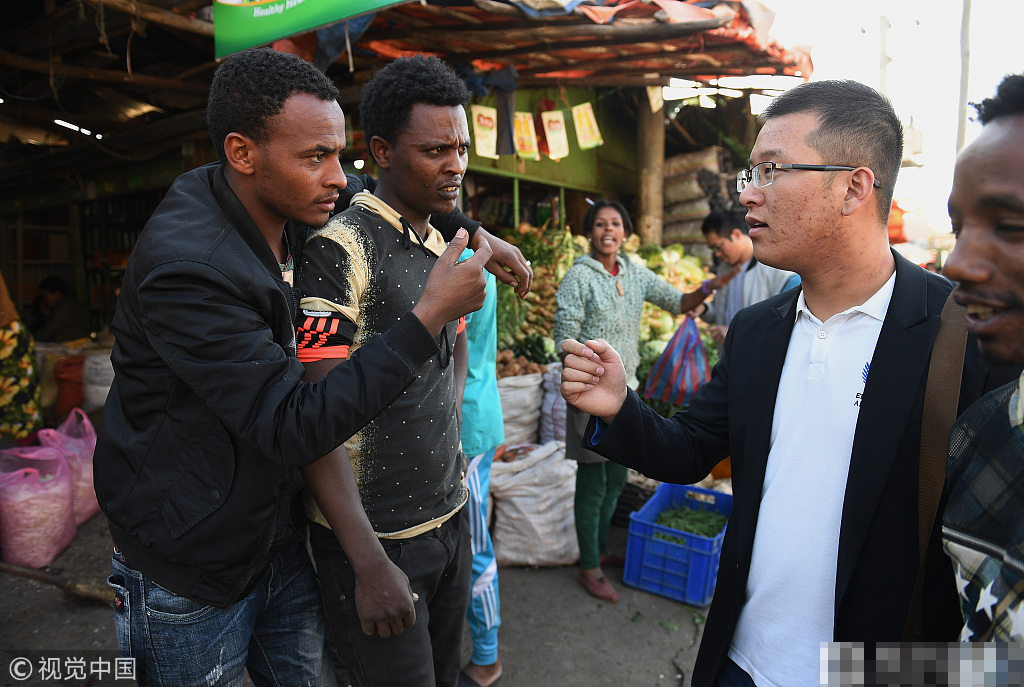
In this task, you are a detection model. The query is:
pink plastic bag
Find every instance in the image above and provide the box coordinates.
[0,446,77,568]
[38,408,99,526]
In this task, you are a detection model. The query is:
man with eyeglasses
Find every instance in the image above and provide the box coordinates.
[560,80,1011,687]
[694,209,800,344]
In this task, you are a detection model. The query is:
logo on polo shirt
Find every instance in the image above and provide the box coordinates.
[854,362,870,407]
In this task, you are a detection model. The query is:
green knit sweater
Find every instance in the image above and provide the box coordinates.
[553,253,682,389]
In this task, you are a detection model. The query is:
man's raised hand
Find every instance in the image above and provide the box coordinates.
[559,338,628,425]
[413,229,492,336]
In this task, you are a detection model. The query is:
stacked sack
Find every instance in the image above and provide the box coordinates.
[496,350,547,446]
[489,441,578,567]
[539,361,566,445]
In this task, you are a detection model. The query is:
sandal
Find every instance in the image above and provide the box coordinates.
[577,569,619,604]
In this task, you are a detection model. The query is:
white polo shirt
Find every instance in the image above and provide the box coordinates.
[728,271,896,687]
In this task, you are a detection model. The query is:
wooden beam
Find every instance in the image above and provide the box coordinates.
[374,8,436,30]
[445,36,668,62]
[668,63,799,77]
[473,0,527,18]
[637,91,665,245]
[174,60,218,81]
[415,3,484,24]
[394,16,729,43]
[518,75,671,88]
[82,0,214,38]
[669,114,699,148]
[539,60,796,81]
[0,50,210,94]
[5,3,116,57]
[368,14,719,42]
[449,39,744,65]
[516,50,725,76]
[172,0,215,12]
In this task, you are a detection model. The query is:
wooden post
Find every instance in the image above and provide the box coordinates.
[955,0,972,153]
[636,91,665,246]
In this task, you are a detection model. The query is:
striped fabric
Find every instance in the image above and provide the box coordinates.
[296,312,355,362]
[642,316,711,407]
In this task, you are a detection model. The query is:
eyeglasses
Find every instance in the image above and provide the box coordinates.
[708,238,729,254]
[736,161,883,193]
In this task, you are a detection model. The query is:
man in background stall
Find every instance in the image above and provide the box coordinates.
[693,209,799,343]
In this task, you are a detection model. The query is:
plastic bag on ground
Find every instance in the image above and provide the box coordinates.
[38,408,99,525]
[0,446,77,568]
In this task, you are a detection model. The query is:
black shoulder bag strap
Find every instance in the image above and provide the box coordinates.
[902,291,968,641]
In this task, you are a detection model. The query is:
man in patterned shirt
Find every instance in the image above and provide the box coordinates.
[296,55,480,687]
[942,73,1024,642]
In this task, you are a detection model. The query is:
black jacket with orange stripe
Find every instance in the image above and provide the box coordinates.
[94,162,448,608]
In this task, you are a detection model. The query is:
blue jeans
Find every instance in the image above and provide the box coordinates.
[311,509,471,687]
[106,537,334,687]
[464,448,501,666]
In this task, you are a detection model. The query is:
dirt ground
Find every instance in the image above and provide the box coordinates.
[0,511,708,687]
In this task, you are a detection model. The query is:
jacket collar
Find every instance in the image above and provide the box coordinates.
[578,252,628,275]
[210,163,306,279]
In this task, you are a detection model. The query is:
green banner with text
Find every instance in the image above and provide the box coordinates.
[214,0,404,59]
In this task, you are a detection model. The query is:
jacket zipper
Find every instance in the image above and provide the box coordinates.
[942,526,1024,576]
[236,468,291,596]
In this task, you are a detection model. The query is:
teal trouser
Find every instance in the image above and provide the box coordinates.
[574,461,629,570]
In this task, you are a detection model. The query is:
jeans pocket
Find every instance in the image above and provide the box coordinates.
[106,572,132,655]
[143,579,214,623]
[436,511,466,562]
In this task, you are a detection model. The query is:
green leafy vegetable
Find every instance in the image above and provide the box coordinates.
[654,502,728,543]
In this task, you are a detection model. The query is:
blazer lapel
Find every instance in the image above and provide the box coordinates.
[834,252,939,606]
[730,290,799,550]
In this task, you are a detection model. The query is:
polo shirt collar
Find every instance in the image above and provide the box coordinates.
[795,270,896,324]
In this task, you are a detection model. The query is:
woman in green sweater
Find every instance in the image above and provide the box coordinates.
[553,199,734,603]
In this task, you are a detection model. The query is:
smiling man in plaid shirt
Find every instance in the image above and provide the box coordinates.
[941,73,1024,642]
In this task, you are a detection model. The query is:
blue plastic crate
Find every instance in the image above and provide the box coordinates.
[623,483,732,607]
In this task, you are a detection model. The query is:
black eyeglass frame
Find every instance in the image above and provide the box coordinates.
[737,162,883,192]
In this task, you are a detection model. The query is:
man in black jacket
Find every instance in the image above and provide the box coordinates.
[561,80,1013,687]
[95,47,527,686]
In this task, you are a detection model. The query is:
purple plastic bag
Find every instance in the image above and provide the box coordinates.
[0,446,76,568]
[38,408,99,526]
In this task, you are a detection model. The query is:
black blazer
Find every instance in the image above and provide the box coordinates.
[587,251,1011,686]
